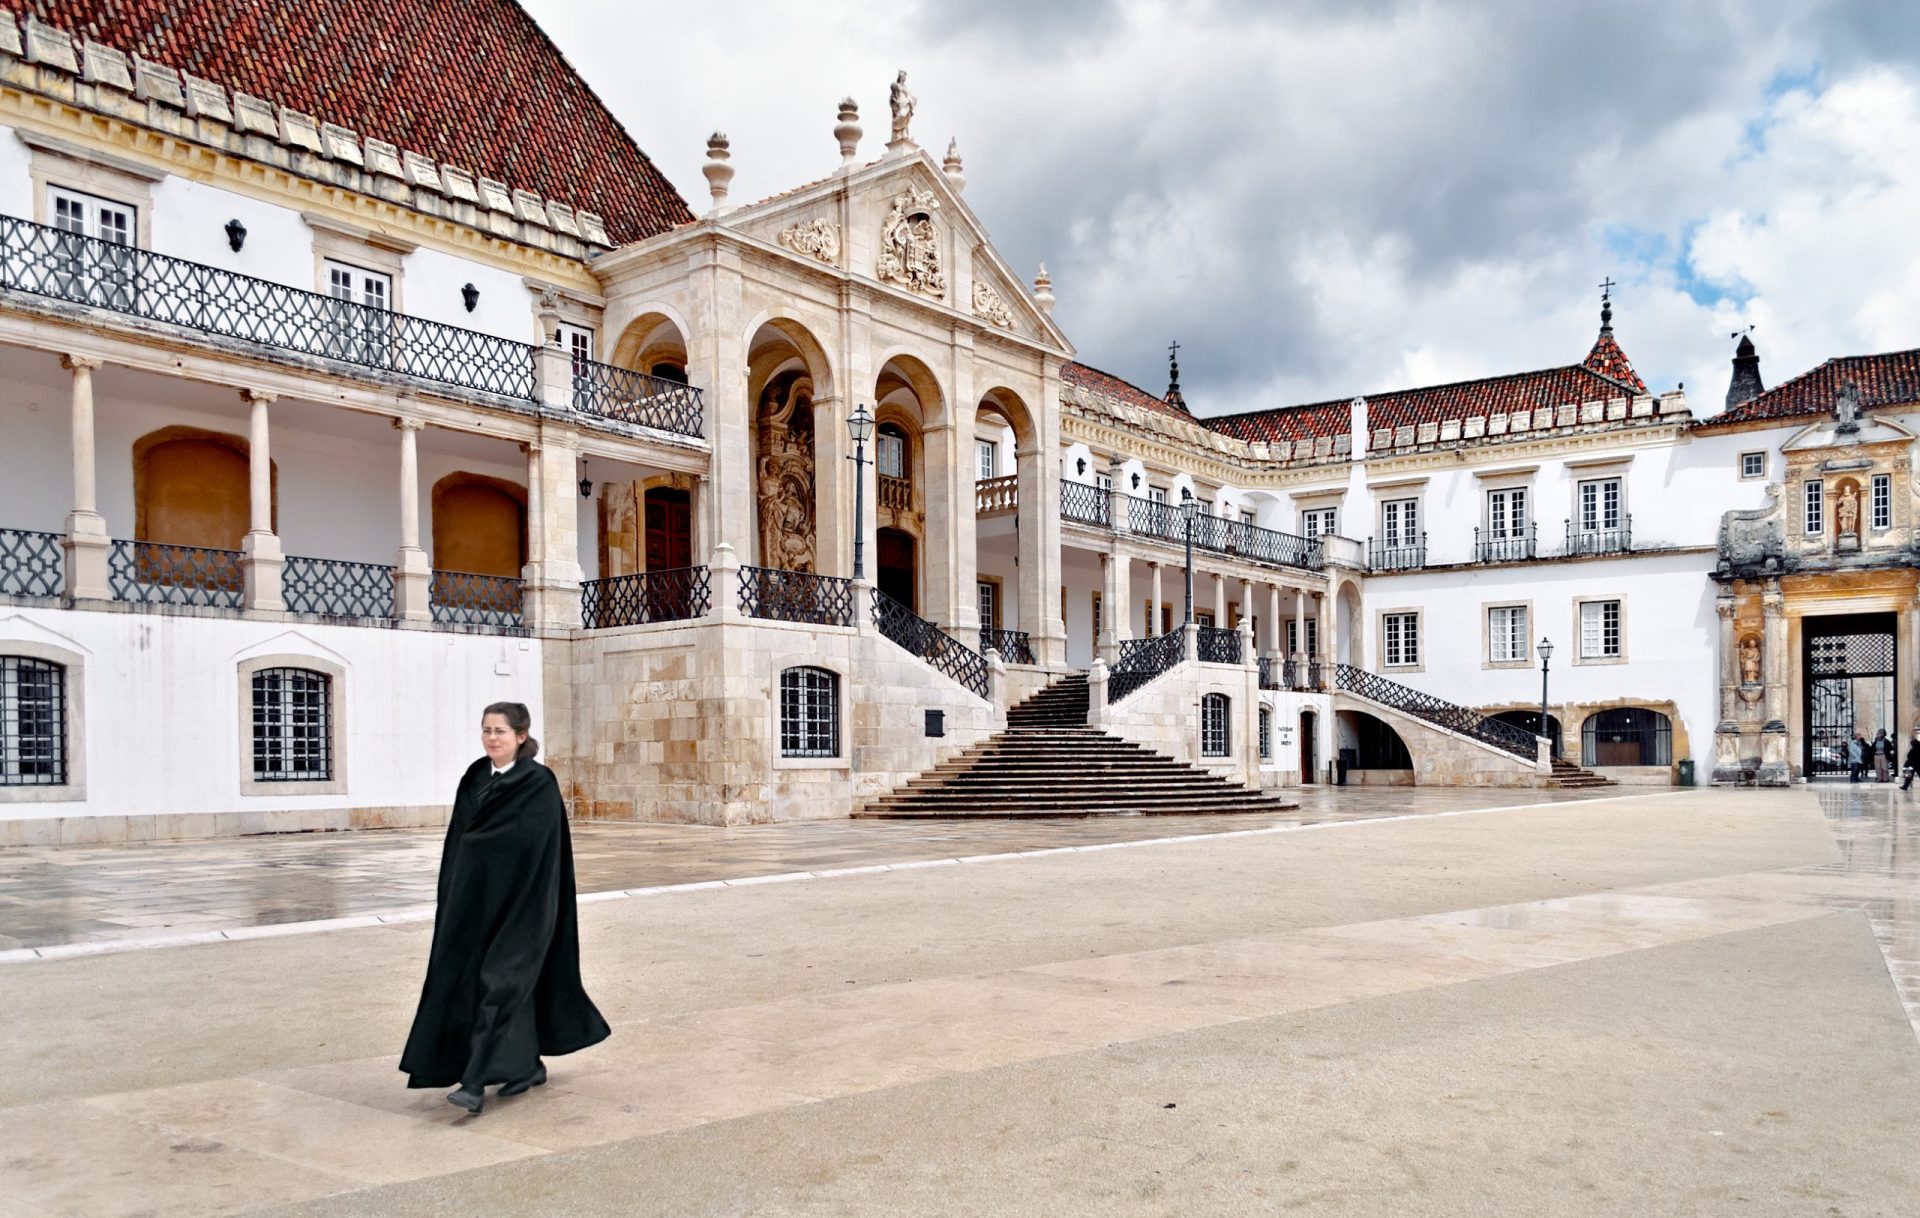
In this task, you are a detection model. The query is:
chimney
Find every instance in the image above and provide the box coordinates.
[1725,331,1764,411]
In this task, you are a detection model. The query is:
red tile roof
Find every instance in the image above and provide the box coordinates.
[1705,348,1920,427]
[1582,330,1648,392]
[9,0,693,244]
[1205,364,1641,444]
[1063,361,1194,422]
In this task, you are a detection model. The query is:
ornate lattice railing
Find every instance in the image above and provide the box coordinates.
[1306,660,1325,691]
[1257,655,1278,689]
[1060,480,1113,527]
[282,555,395,620]
[1474,523,1537,564]
[1109,629,1185,703]
[1187,512,1321,570]
[581,566,711,628]
[738,565,854,627]
[1123,494,1180,540]
[108,540,244,608]
[1196,624,1242,665]
[1564,516,1632,557]
[430,570,525,630]
[1368,535,1427,571]
[0,528,63,598]
[1333,662,1538,759]
[872,589,988,698]
[976,475,1018,514]
[980,627,1034,665]
[0,215,537,400]
[570,360,704,437]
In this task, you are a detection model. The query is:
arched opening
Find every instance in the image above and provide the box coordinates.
[431,473,526,577]
[748,318,832,573]
[876,527,917,612]
[872,355,942,615]
[134,426,270,551]
[1335,581,1362,665]
[1336,710,1412,782]
[1583,707,1672,767]
[975,386,1043,650]
[610,311,690,384]
[1492,710,1562,759]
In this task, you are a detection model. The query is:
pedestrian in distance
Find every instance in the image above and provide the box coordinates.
[1903,731,1920,792]
[1849,735,1867,782]
[1875,729,1895,782]
[400,701,609,1115]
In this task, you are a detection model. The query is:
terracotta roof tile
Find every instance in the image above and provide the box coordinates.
[8,0,693,244]
[1707,348,1920,426]
[1062,361,1193,422]
[1581,330,1648,392]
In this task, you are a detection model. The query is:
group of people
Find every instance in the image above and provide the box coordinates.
[1846,728,1920,789]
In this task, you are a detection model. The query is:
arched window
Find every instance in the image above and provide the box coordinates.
[1,656,66,785]
[1258,706,1272,760]
[1201,693,1231,758]
[650,362,689,385]
[251,667,333,781]
[779,666,839,759]
[1583,708,1672,767]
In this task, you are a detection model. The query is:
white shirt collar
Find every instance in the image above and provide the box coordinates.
[490,760,516,777]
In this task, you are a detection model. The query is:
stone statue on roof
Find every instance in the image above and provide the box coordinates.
[1834,380,1862,434]
[889,71,915,144]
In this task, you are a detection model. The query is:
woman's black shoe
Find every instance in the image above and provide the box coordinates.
[447,1085,485,1114]
[500,1062,547,1097]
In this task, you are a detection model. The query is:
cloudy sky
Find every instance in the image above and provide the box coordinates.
[526,0,1920,419]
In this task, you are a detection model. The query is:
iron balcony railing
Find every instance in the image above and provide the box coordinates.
[872,589,988,698]
[1196,515,1322,570]
[1306,660,1325,691]
[1564,515,1632,557]
[1109,630,1184,703]
[980,627,1035,665]
[738,565,855,627]
[109,539,243,609]
[0,214,536,399]
[1257,655,1278,690]
[1060,480,1113,527]
[1368,534,1427,571]
[571,361,705,438]
[581,566,712,628]
[0,528,63,598]
[282,555,396,620]
[1124,494,1181,540]
[1474,522,1537,564]
[430,570,525,630]
[975,475,1018,515]
[1333,662,1538,760]
[1196,624,1242,665]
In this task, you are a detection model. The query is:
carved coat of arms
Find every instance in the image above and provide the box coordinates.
[876,187,946,298]
[777,217,839,264]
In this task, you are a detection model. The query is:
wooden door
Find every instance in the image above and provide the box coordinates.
[644,487,693,571]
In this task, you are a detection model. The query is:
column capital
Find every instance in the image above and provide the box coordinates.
[241,388,279,406]
[391,416,426,432]
[60,354,103,372]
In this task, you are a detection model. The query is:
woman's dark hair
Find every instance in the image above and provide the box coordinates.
[482,701,540,762]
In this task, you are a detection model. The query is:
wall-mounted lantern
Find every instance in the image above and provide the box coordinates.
[1130,472,1142,490]
[578,457,593,499]
[224,218,247,252]
[461,283,480,313]
[1075,457,1087,476]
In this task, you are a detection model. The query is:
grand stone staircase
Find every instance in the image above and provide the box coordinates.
[857,673,1300,818]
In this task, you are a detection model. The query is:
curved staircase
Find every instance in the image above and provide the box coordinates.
[858,673,1300,818]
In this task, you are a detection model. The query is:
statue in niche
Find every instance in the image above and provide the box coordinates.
[1837,482,1860,535]
[889,70,915,143]
[754,372,817,572]
[1739,635,1761,686]
[877,187,946,297]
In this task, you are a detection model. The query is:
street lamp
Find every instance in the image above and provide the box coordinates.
[1181,488,1196,626]
[847,403,874,581]
[1537,636,1555,757]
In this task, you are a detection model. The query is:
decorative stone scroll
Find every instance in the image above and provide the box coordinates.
[971,280,1013,329]
[755,374,817,572]
[877,187,946,298]
[778,217,839,264]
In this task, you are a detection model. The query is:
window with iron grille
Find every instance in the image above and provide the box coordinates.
[1804,480,1823,535]
[251,667,332,781]
[1489,605,1528,663]
[1201,693,1231,757]
[1,656,66,786]
[1872,474,1891,530]
[1579,600,1622,660]
[1258,706,1272,760]
[779,666,839,758]
[1383,612,1419,667]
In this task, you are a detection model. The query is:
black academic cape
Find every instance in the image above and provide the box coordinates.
[399,756,610,1089]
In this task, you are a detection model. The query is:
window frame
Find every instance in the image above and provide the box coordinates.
[1485,487,1528,539]
[975,438,998,481]
[1803,479,1824,536]
[0,641,85,805]
[876,423,909,481]
[1739,451,1766,480]
[1575,598,1625,664]
[1576,477,1623,533]
[776,664,842,763]
[1380,497,1419,547]
[1486,603,1531,667]
[250,667,335,784]
[237,654,346,796]
[1,655,67,788]
[977,577,1002,636]
[1380,609,1422,670]
[1200,692,1232,758]
[1871,473,1892,532]
[27,132,160,250]
[1301,507,1338,538]
[1258,705,1272,761]
[1285,618,1319,658]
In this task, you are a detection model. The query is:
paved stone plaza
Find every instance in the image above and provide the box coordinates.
[2,786,1917,1215]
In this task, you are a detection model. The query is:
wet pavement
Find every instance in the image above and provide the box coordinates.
[0,786,1620,953]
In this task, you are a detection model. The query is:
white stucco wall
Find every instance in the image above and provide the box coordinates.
[0,125,40,223]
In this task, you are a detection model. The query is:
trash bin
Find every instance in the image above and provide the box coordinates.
[1336,747,1356,786]
[1676,758,1695,787]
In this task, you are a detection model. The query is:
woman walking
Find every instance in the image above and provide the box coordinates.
[1874,729,1894,782]
[400,702,609,1114]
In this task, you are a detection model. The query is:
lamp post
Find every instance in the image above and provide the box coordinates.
[847,404,874,581]
[1537,636,1555,757]
[1181,489,1196,626]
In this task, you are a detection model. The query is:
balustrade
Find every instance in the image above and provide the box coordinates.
[430,570,525,630]
[581,566,712,628]
[1368,535,1427,571]
[1059,480,1112,526]
[1564,515,1632,557]
[1333,662,1537,759]
[571,361,705,438]
[1109,630,1184,702]
[975,475,1018,515]
[980,627,1035,665]
[108,540,244,609]
[738,565,854,627]
[1196,624,1242,665]
[0,528,63,598]
[1474,523,1538,564]
[878,474,912,511]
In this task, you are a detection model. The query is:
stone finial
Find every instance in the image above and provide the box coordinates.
[834,97,862,172]
[702,132,735,217]
[943,138,966,193]
[1033,263,1054,315]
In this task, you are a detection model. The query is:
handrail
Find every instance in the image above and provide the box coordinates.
[872,589,988,698]
[581,566,712,628]
[1564,515,1632,557]
[1059,480,1112,526]
[1333,662,1538,759]
[1368,534,1427,571]
[109,539,243,609]
[1109,629,1184,702]
[571,361,704,438]
[980,627,1034,664]
[1196,624,1242,664]
[738,565,854,626]
[1474,522,1537,563]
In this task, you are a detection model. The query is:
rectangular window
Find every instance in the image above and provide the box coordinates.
[323,258,392,365]
[1201,694,1231,758]
[1143,597,1156,637]
[1258,707,1272,760]
[1285,619,1320,657]
[1488,605,1528,663]
[1486,487,1528,538]
[877,430,906,479]
[1872,473,1891,531]
[1804,480,1824,535]
[779,667,839,758]
[1148,486,1168,506]
[1196,610,1215,628]
[1380,498,1419,546]
[1740,452,1766,479]
[976,439,998,481]
[1383,612,1419,667]
[1096,472,1113,497]
[251,668,332,782]
[1091,591,1103,640]
[1580,600,1622,660]
[48,186,136,309]
[50,186,134,244]
[1240,509,1256,527]
[977,580,999,635]
[1301,507,1338,538]
[557,323,594,379]
[1578,478,1622,532]
[1,656,66,786]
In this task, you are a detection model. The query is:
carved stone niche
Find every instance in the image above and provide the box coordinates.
[876,186,946,298]
[1737,633,1763,701]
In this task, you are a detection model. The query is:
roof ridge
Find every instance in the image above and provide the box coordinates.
[1204,362,1625,424]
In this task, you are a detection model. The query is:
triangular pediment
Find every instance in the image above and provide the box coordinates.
[1782,412,1914,451]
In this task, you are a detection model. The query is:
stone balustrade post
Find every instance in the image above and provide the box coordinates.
[393,419,431,621]
[521,436,584,632]
[851,576,874,637]
[1086,659,1109,727]
[1237,618,1255,670]
[1182,621,1198,665]
[240,389,284,612]
[985,649,1008,726]
[710,542,742,624]
[60,354,111,601]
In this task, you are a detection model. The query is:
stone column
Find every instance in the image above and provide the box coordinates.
[1758,578,1790,785]
[1266,583,1282,653]
[1239,577,1254,635]
[1211,572,1225,623]
[1712,590,1745,784]
[394,420,431,621]
[922,416,967,630]
[685,246,753,559]
[60,355,111,600]
[522,434,584,631]
[240,390,284,612]
[812,394,848,579]
[1149,561,1163,636]
[1111,552,1131,656]
[1294,588,1307,662]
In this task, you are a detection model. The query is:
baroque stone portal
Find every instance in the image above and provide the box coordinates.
[755,372,817,571]
[878,187,945,298]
